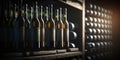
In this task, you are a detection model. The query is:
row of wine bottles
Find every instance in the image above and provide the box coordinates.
[0,1,71,51]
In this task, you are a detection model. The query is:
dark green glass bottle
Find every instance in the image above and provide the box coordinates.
[40,6,45,48]
[31,2,40,50]
[24,4,31,50]
[13,0,25,51]
[46,5,56,49]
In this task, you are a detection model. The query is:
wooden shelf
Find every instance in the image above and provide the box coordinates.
[59,0,83,10]
[2,51,82,60]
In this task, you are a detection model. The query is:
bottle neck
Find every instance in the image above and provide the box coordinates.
[34,4,38,18]
[64,8,67,21]
[25,4,28,19]
[19,8,22,16]
[45,7,49,21]
[30,7,33,20]
[10,10,13,19]
[14,4,18,19]
[21,10,25,17]
[40,6,43,19]
[60,8,62,21]
[19,0,22,16]
[8,1,12,19]
[9,3,13,19]
[56,9,59,21]
[50,5,53,19]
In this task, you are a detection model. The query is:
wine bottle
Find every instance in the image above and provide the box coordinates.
[14,0,25,50]
[46,5,56,49]
[29,7,33,50]
[56,8,63,49]
[2,8,8,50]
[31,1,40,50]
[44,6,49,49]
[40,6,45,48]
[8,1,14,49]
[13,4,18,50]
[25,4,31,50]
[63,8,69,48]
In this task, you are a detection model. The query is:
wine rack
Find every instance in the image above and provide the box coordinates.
[0,0,113,60]
[85,0,113,60]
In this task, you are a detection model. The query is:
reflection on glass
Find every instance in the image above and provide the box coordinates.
[70,43,76,48]
[97,29,101,33]
[102,24,104,28]
[90,10,94,15]
[89,28,93,33]
[70,31,77,40]
[94,11,97,15]
[101,19,104,23]
[94,18,97,22]
[98,23,101,28]
[94,5,97,10]
[105,29,107,34]
[90,35,94,40]
[102,13,104,17]
[98,12,101,16]
[105,35,107,39]
[101,29,104,34]
[98,18,101,23]
[94,35,97,40]
[93,29,97,33]
[86,10,90,13]
[98,6,101,11]
[100,42,104,47]
[86,35,89,39]
[90,4,93,9]
[86,22,90,26]
[85,17,88,21]
[101,35,104,39]
[92,42,95,47]
[69,22,75,30]
[96,42,100,47]
[98,35,101,39]
[90,22,93,27]
[90,17,93,22]
[94,23,98,27]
